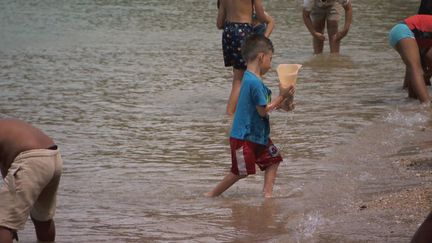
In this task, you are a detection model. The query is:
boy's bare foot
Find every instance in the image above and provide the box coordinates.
[263,191,274,198]
[204,192,214,197]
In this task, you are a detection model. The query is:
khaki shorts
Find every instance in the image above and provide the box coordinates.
[310,3,343,22]
[0,147,63,230]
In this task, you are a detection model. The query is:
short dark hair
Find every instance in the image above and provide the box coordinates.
[241,34,274,62]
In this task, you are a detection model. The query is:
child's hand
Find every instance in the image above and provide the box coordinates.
[279,95,295,112]
[333,29,348,41]
[279,85,295,99]
[280,99,295,112]
[313,32,325,41]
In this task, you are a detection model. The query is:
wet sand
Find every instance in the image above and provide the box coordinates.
[356,142,432,240]
[361,186,431,218]
[313,125,432,242]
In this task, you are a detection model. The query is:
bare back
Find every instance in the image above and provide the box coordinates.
[225,0,254,23]
[0,119,54,177]
[217,0,267,28]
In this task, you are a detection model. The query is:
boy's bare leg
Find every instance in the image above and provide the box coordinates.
[327,20,340,54]
[312,19,325,54]
[396,38,430,103]
[226,68,245,116]
[0,227,13,243]
[263,163,279,198]
[31,217,56,242]
[205,172,245,197]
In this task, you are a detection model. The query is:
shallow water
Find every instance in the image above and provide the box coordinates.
[0,0,431,242]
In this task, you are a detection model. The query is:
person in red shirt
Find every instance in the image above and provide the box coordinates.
[389,15,432,103]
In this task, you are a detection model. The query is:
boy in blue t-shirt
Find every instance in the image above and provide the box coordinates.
[205,34,295,198]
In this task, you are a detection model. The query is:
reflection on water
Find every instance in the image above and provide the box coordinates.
[0,0,430,242]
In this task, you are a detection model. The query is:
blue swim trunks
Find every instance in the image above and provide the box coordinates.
[222,22,253,70]
[389,23,415,48]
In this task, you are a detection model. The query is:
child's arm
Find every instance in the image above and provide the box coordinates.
[256,85,295,117]
[422,51,432,85]
[216,0,226,29]
[253,0,267,25]
[334,2,352,41]
[302,9,325,41]
[263,12,275,38]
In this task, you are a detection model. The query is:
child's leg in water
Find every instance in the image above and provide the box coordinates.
[263,163,279,198]
[396,38,430,103]
[205,172,246,197]
[327,19,340,53]
[422,48,432,85]
[312,19,326,54]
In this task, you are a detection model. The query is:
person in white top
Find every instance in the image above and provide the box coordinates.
[302,0,352,54]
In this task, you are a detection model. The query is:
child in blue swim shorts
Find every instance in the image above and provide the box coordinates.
[388,15,432,103]
[217,0,270,115]
[388,22,415,48]
[222,22,253,70]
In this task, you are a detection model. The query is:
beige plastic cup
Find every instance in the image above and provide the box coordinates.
[277,64,302,89]
[276,64,302,111]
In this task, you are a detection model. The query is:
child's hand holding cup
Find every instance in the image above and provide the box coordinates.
[279,85,295,112]
[276,64,301,112]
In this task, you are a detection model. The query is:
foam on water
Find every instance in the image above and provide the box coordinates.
[384,107,430,127]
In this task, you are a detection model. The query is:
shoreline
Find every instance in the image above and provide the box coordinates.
[316,123,432,242]
[355,145,432,240]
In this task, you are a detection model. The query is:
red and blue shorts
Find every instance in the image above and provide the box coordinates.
[230,137,283,176]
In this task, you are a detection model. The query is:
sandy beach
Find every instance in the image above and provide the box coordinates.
[356,139,432,239]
